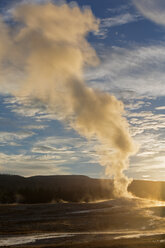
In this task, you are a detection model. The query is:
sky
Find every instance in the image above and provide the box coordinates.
[0,0,165,181]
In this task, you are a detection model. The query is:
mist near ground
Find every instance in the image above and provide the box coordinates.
[1,175,165,247]
[1,174,165,204]
[1,194,165,247]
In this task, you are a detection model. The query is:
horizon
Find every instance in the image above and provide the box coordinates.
[0,173,165,182]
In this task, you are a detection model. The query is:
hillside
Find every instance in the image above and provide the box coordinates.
[0,174,165,203]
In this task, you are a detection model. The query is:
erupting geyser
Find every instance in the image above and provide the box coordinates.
[0,2,136,197]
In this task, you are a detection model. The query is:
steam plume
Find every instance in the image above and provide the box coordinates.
[0,2,136,197]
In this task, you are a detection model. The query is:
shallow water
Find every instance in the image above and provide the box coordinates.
[114,231,165,240]
[0,233,74,246]
[1,198,165,246]
[1,231,165,247]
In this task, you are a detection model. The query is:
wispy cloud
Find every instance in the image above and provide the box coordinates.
[108,4,131,14]
[0,152,70,176]
[86,44,165,97]
[32,145,75,155]
[155,106,165,110]
[32,136,100,164]
[22,124,48,130]
[129,112,165,135]
[101,13,140,28]
[127,112,165,180]
[4,96,66,121]
[0,131,35,146]
[0,133,101,176]
[133,0,165,26]
[96,13,141,38]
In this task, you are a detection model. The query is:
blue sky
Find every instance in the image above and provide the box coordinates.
[0,0,165,181]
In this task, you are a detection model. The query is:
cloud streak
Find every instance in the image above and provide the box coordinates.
[0,152,69,176]
[133,0,165,26]
[86,44,165,97]
[96,12,141,38]
[0,131,35,145]
[101,13,140,28]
